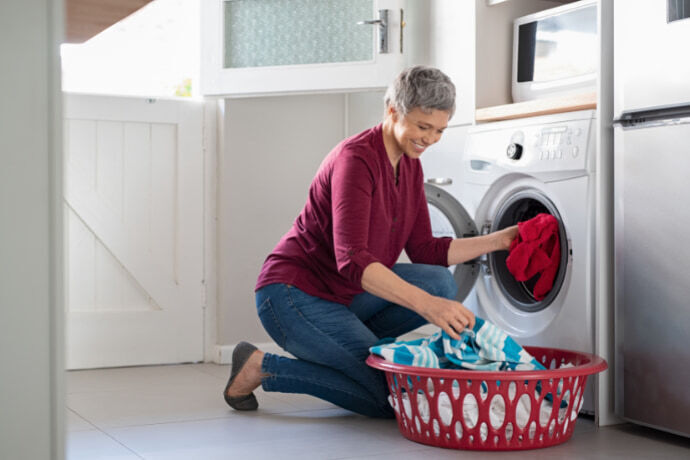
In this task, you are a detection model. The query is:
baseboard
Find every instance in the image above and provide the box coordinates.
[212,342,286,364]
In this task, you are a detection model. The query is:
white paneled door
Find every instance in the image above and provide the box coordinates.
[64,94,205,369]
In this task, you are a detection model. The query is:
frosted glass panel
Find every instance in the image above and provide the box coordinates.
[223,0,374,68]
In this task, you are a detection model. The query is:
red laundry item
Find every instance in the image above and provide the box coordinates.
[506,213,560,301]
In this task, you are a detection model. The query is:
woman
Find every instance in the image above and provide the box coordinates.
[223,66,518,418]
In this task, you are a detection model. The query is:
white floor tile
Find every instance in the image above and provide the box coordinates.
[64,363,690,460]
[104,409,410,460]
[67,384,297,429]
[66,364,218,394]
[66,430,142,460]
[67,409,96,432]
[188,363,231,381]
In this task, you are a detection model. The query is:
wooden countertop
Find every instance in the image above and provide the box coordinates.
[475,92,597,123]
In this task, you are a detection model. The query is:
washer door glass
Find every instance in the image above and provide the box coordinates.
[489,189,568,312]
[424,183,479,302]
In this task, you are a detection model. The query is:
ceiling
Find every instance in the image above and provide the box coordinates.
[65,0,153,43]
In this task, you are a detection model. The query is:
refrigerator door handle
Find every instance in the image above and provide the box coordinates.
[614,104,690,128]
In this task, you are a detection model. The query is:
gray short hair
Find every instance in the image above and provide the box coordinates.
[384,66,456,118]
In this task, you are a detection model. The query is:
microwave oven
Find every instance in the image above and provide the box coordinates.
[512,0,597,103]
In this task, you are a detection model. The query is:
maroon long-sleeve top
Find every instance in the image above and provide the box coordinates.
[255,124,452,305]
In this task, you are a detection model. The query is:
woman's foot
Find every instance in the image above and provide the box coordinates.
[223,342,265,410]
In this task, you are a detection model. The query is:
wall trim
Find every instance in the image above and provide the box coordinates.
[203,99,220,363]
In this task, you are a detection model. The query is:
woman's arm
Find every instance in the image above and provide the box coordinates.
[361,262,475,339]
[447,226,518,266]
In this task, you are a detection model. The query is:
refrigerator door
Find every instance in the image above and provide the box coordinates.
[614,0,690,118]
[614,120,690,437]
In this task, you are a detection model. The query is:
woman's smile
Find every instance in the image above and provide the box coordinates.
[410,140,427,154]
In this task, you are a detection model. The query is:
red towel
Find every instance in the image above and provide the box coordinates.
[506,213,560,301]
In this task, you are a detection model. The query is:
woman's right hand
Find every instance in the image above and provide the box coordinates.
[416,295,475,340]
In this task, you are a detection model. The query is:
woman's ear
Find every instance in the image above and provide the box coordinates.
[386,105,399,122]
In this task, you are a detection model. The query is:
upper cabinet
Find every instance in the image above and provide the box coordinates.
[426,0,476,125]
[201,0,408,96]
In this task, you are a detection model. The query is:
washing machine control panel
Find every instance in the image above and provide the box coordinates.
[533,122,588,163]
[465,114,594,178]
[506,142,523,160]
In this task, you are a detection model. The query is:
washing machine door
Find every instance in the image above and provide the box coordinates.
[487,188,568,312]
[424,183,479,302]
[473,181,571,338]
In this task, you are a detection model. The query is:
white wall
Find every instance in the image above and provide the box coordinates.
[61,0,199,98]
[0,1,64,459]
[218,91,384,345]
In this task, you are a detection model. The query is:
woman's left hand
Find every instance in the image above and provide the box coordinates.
[495,225,519,251]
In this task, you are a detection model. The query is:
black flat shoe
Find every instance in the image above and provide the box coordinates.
[223,341,259,411]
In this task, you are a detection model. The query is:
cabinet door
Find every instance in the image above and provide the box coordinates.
[64,94,205,369]
[429,0,475,125]
[201,0,407,96]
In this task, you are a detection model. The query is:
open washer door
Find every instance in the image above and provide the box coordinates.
[473,181,572,338]
[424,183,479,302]
[488,189,569,313]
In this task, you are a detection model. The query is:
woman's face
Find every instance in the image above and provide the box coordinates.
[391,107,450,159]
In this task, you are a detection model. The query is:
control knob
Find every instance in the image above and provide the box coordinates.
[507,142,523,160]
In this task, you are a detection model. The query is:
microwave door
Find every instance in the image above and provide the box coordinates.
[614,0,690,118]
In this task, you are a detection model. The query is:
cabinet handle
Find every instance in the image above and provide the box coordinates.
[357,9,389,54]
[400,9,404,54]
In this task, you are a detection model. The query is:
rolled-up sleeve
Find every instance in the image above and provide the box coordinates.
[331,152,381,285]
[405,179,453,266]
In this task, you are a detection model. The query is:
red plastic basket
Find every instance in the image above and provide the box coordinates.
[366,346,607,451]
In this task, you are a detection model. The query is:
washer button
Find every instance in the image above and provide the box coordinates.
[572,146,579,158]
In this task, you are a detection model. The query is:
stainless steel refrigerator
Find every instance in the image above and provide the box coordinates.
[613,0,690,437]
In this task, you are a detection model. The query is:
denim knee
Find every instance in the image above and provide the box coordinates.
[370,373,396,418]
[427,265,458,300]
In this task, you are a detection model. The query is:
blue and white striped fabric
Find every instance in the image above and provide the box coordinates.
[369,317,545,372]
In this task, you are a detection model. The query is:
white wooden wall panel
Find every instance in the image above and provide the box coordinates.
[150,124,178,283]
[66,120,96,192]
[95,121,124,218]
[64,94,204,369]
[66,207,96,312]
[123,123,152,242]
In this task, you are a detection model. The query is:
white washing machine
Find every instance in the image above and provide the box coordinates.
[420,124,479,303]
[424,110,597,413]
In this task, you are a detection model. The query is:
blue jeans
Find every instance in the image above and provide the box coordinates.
[255,263,458,418]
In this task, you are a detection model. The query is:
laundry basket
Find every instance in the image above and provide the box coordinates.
[366,346,607,451]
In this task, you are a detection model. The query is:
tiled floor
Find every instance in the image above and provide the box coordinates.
[66,363,690,459]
